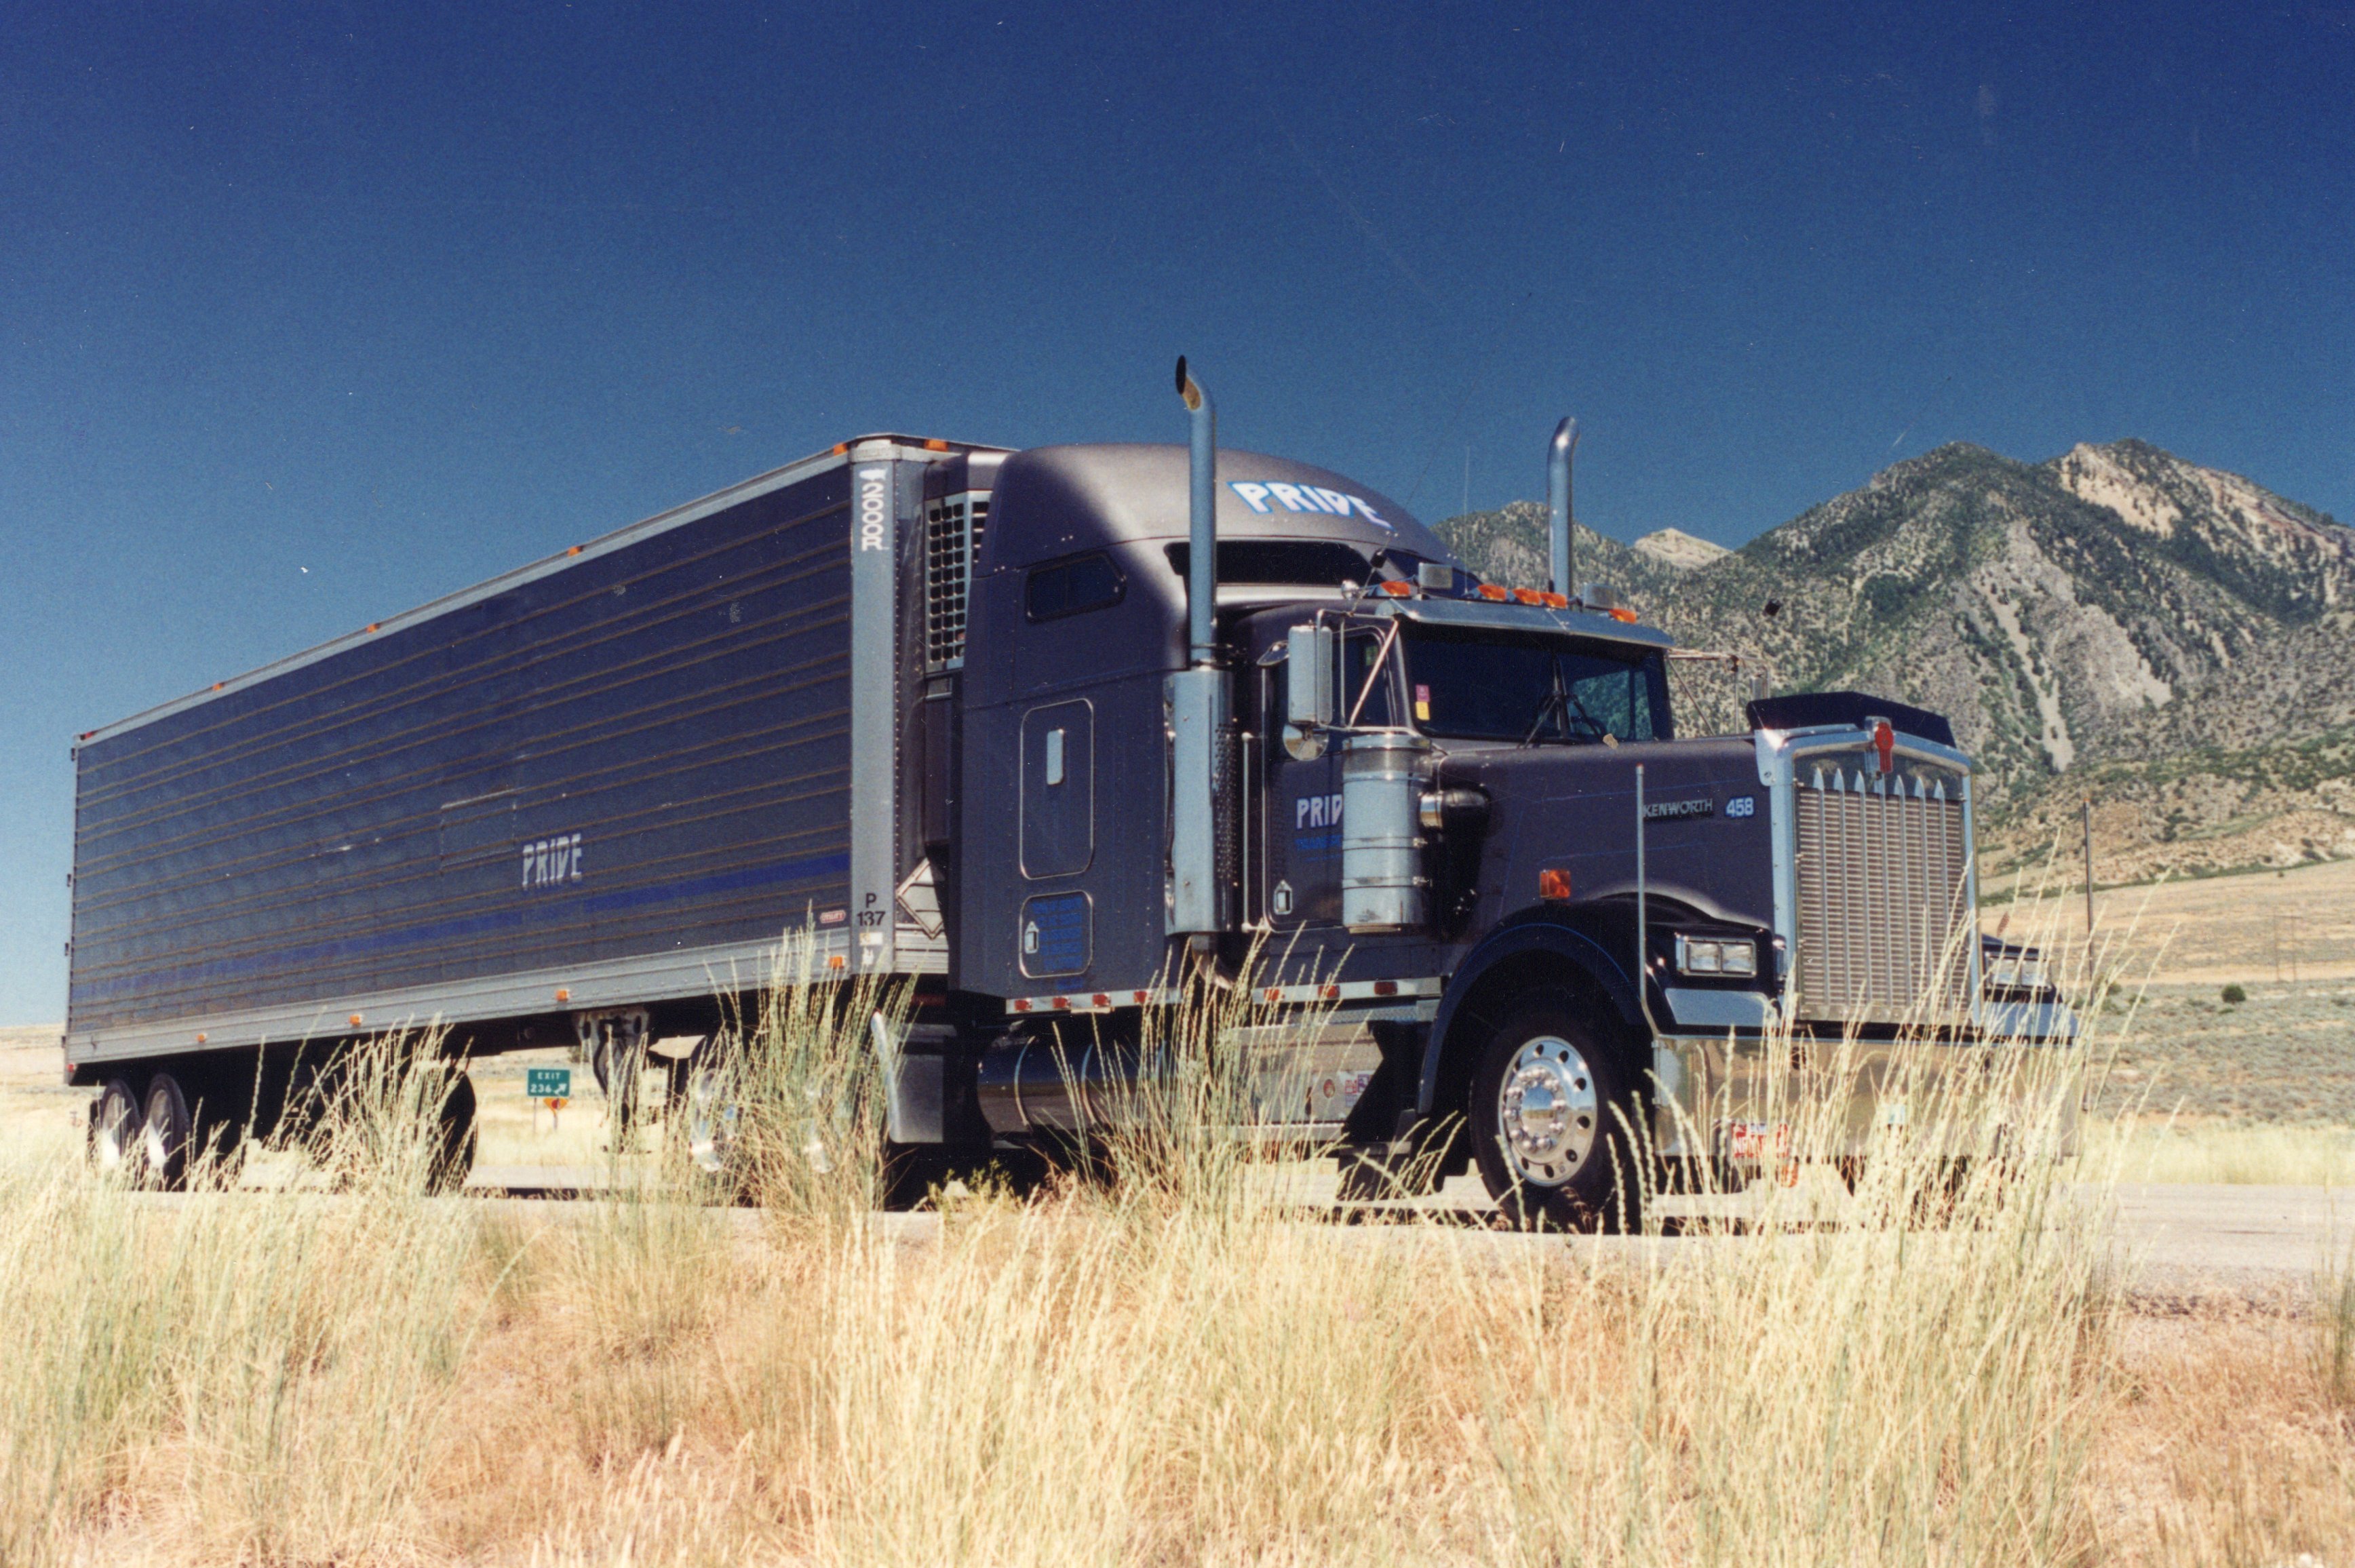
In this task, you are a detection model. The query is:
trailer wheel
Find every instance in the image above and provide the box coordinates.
[90,1077,141,1177]
[139,1072,196,1192]
[428,1072,478,1194]
[1468,994,1644,1233]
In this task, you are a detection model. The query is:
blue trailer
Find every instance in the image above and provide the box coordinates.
[64,372,2075,1221]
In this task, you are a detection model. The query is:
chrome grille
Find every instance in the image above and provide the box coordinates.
[1793,765,1972,1023]
[923,492,988,671]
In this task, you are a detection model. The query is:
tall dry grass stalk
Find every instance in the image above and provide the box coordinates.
[0,1036,484,1565]
[10,898,2332,1565]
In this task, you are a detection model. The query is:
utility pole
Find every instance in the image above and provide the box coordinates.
[2082,797,2095,937]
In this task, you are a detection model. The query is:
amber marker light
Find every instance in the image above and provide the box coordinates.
[1608,606,1639,623]
[1477,584,1511,602]
[924,438,950,451]
[1539,591,1570,609]
[554,988,570,1003]
[1539,867,1572,901]
[1513,587,1544,605]
[348,1013,364,1027]
[1378,579,1414,597]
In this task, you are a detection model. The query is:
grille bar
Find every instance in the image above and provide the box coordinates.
[1793,765,1971,1023]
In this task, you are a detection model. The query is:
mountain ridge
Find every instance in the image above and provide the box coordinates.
[1430,439,2355,880]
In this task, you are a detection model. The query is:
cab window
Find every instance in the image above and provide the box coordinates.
[1025,553,1124,621]
[1341,629,1397,726]
[1404,628,1670,743]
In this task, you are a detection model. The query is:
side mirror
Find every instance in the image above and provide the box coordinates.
[1284,622,1336,760]
[1286,623,1336,728]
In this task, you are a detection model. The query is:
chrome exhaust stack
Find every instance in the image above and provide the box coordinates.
[1167,358,1230,943]
[1546,416,1580,600]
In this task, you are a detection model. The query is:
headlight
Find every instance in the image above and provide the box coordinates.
[1675,935,1757,979]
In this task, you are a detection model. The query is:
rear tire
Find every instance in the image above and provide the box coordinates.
[139,1072,196,1191]
[90,1077,141,1177]
[429,1072,478,1194]
[1468,994,1646,1233]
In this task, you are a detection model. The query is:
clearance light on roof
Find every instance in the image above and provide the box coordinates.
[1538,591,1569,609]
[1608,606,1639,624]
[924,438,950,451]
[1476,584,1510,602]
[1511,587,1544,605]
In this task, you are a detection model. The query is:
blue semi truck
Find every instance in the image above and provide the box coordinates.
[61,366,2074,1223]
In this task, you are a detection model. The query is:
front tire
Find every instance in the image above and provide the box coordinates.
[1468,995,1645,1232]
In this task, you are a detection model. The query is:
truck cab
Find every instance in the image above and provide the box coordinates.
[935,437,2077,1228]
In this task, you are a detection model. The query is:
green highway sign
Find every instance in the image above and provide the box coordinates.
[526,1067,572,1101]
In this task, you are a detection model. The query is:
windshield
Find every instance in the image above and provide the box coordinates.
[1403,627,1671,744]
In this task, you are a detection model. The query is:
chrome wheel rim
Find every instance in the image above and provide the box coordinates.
[1497,1034,1599,1187]
[686,1065,737,1174]
[139,1095,176,1182]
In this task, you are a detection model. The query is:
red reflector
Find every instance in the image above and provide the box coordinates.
[1013,999,1032,1012]
[1133,990,1151,1005]
[1873,720,1896,773]
[1052,996,1070,1011]
[1374,979,1397,996]
[1092,994,1110,1007]
[1539,868,1572,901]
[1323,984,1341,1001]
[1264,988,1283,1003]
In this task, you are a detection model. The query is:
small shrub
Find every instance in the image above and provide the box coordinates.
[2221,984,2248,1005]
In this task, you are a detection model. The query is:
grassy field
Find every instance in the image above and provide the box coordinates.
[5,957,2355,1567]
[1987,853,2355,985]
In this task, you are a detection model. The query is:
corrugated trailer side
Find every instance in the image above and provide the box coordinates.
[64,440,967,1070]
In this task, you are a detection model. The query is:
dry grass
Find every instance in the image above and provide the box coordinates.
[6,932,2354,1564]
[2080,1120,2355,1187]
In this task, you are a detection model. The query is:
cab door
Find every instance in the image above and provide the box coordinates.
[1262,626,1397,931]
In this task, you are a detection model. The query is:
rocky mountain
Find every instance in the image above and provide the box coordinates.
[1632,527,1730,570]
[1431,440,2355,881]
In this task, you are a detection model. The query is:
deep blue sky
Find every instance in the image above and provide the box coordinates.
[2,2,2349,1020]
